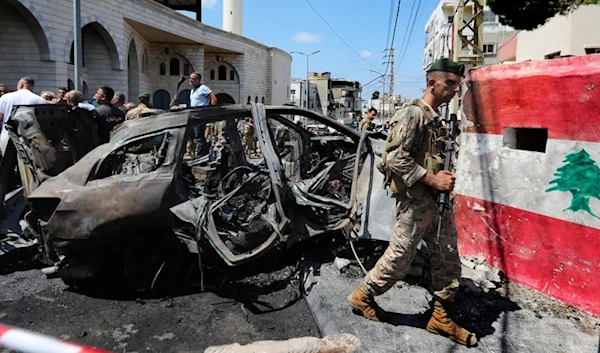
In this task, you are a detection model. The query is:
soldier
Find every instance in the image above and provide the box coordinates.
[242,118,256,157]
[357,107,377,132]
[125,93,156,121]
[346,58,477,347]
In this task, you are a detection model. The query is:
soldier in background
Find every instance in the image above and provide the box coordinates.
[242,118,257,157]
[358,107,377,132]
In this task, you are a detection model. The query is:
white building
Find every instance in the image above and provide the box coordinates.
[423,0,516,71]
[499,4,600,63]
[290,79,320,111]
[0,0,291,109]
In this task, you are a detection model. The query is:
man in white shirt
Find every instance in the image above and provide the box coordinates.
[0,77,46,143]
[189,72,217,156]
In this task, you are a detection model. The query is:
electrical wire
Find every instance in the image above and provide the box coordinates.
[384,0,403,76]
[396,0,424,71]
[304,0,376,68]
[384,0,396,54]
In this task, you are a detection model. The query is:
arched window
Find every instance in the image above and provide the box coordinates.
[169,58,180,76]
[159,63,166,75]
[184,63,190,75]
[261,97,265,104]
[67,79,74,91]
[218,65,227,80]
[255,96,258,103]
[247,96,251,104]
[229,70,235,81]
[153,89,171,110]
[210,69,215,80]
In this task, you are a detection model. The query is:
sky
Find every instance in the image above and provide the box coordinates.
[181,0,439,100]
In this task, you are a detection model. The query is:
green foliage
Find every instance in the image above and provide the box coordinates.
[546,149,600,219]
[372,91,380,100]
[486,0,592,30]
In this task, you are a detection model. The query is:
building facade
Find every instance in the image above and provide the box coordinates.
[290,79,320,111]
[0,0,291,110]
[499,4,600,63]
[423,0,516,71]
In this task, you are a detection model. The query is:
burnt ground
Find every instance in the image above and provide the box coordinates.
[0,240,325,353]
[2,233,599,352]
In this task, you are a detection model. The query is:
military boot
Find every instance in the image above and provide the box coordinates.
[347,283,388,322]
[426,298,477,347]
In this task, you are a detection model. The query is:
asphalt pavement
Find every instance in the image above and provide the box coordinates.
[0,264,320,353]
[306,262,600,353]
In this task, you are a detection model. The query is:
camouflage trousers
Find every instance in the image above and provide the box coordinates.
[364,194,461,301]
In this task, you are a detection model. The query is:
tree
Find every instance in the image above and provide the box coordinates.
[372,91,380,100]
[546,149,600,219]
[487,0,599,30]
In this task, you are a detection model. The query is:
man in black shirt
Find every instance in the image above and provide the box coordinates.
[93,86,125,143]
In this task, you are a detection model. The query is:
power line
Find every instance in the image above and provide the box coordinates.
[395,0,417,69]
[333,51,387,74]
[396,0,424,72]
[384,0,403,76]
[304,0,376,68]
[389,0,403,50]
[384,0,396,54]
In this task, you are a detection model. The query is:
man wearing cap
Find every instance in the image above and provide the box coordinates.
[346,58,477,347]
[126,92,156,121]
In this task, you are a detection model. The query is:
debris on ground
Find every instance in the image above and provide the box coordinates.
[204,334,361,353]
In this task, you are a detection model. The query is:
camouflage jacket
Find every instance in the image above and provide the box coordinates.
[383,99,444,197]
[357,118,374,132]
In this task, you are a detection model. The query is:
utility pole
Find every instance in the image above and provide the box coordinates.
[388,48,395,117]
[73,0,83,91]
[452,0,484,114]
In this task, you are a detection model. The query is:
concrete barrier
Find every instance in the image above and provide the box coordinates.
[454,54,600,316]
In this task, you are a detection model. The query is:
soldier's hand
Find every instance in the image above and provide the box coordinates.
[431,170,455,192]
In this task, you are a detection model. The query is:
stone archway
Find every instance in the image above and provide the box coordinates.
[127,39,139,103]
[1,1,56,91]
[216,93,235,105]
[5,0,55,61]
[178,89,191,107]
[65,17,121,70]
[153,89,171,110]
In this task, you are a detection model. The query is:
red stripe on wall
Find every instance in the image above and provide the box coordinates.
[462,55,600,143]
[455,194,600,316]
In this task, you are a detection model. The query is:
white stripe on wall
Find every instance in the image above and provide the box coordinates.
[455,132,600,229]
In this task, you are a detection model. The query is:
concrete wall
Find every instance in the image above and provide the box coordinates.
[516,5,600,61]
[269,48,292,105]
[455,55,600,316]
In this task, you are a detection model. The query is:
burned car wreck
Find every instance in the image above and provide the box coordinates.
[3,103,397,288]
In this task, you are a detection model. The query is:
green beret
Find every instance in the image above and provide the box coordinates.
[138,92,150,99]
[426,58,465,76]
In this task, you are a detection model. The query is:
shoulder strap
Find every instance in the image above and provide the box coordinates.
[410,100,435,122]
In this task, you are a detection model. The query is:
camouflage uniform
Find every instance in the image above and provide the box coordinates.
[242,122,256,156]
[357,117,374,132]
[125,103,156,121]
[363,99,461,301]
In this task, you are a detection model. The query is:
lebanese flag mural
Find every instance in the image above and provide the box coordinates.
[454,54,600,316]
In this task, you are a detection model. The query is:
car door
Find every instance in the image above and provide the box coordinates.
[264,106,388,239]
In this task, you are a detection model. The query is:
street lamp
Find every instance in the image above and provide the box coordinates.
[291,50,321,113]
[370,70,386,123]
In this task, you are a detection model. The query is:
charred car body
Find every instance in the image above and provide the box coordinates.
[2,103,396,286]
